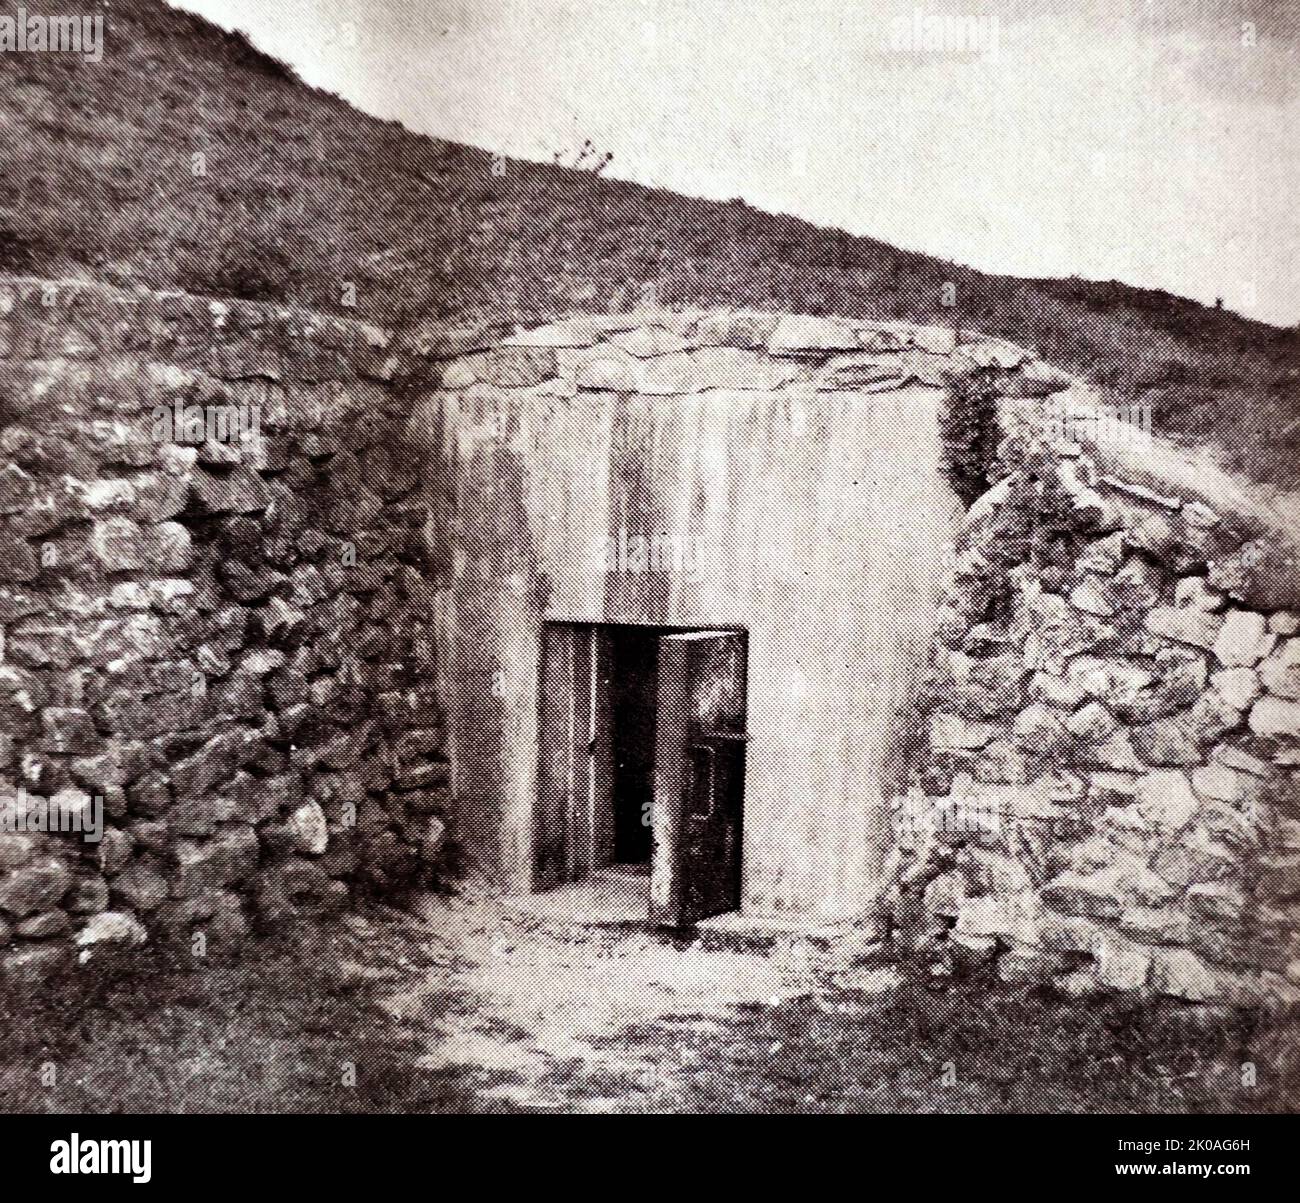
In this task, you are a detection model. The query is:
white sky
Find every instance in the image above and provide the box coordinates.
[174,0,1300,325]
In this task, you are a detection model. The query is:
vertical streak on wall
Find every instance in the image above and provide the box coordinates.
[434,387,617,891]
[634,385,959,915]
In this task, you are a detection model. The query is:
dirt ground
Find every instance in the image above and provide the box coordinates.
[2,894,1296,1114]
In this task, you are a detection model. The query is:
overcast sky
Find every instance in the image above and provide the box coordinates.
[175,0,1299,325]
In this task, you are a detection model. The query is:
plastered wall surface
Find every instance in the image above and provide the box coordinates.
[418,311,971,915]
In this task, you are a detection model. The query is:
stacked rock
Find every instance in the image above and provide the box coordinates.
[0,276,448,986]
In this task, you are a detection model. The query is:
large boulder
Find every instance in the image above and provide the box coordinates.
[1260,638,1300,699]
[0,857,72,917]
[1214,610,1276,667]
[171,827,260,896]
[75,910,148,950]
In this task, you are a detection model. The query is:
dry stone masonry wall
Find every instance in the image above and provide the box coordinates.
[0,276,447,988]
[887,374,1300,1006]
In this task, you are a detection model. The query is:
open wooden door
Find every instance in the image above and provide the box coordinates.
[536,624,591,890]
[650,631,747,926]
[536,624,615,890]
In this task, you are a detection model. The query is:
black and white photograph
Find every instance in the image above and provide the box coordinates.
[0,0,1296,1179]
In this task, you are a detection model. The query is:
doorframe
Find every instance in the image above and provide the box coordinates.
[534,618,748,900]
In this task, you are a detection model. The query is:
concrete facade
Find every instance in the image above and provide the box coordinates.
[417,311,967,916]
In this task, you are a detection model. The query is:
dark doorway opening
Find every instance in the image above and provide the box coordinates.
[535,621,748,926]
[607,627,658,866]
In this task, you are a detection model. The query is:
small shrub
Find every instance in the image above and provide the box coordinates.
[939,370,1003,508]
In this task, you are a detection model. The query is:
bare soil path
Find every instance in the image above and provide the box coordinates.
[2,894,1292,1113]
[382,893,890,1112]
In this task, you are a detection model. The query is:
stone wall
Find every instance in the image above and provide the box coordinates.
[7,273,1298,1004]
[0,276,448,987]
[887,375,1300,1005]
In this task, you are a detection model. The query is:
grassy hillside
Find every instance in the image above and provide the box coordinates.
[2,0,1298,487]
